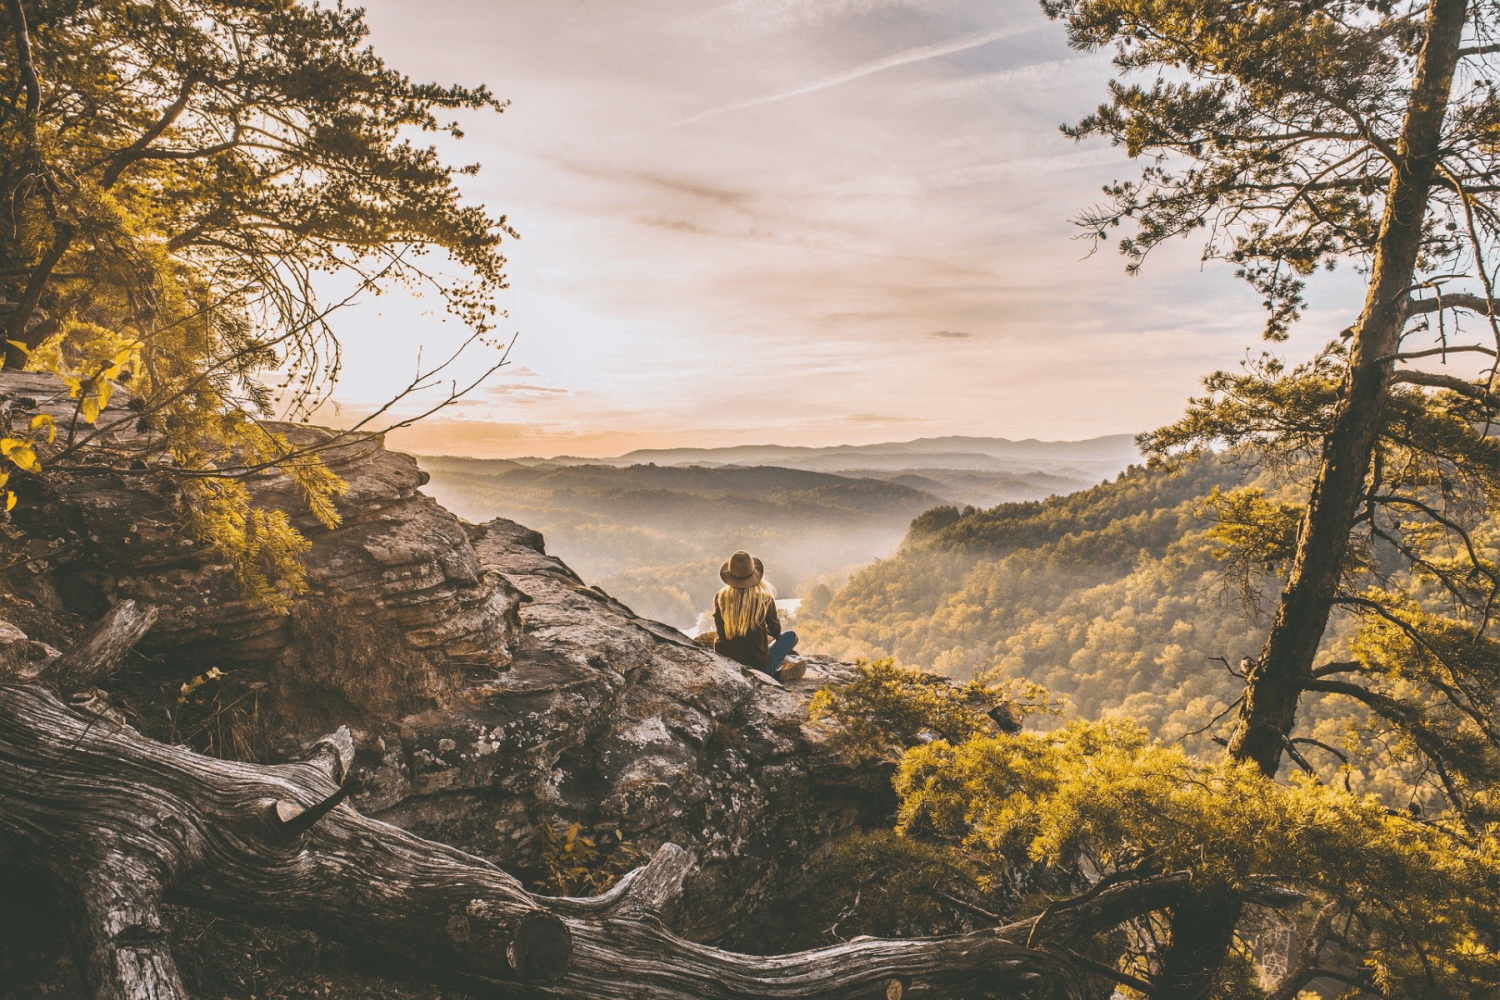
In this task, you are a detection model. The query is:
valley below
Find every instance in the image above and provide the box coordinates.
[416,434,1139,632]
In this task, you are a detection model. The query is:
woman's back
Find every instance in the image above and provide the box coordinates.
[713,583,780,670]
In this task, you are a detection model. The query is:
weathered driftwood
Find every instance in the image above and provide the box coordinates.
[0,683,1095,1000]
[540,841,1085,999]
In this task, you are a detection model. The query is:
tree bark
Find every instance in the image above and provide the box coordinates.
[1155,894,1242,1000]
[0,683,1093,1000]
[1229,0,1470,778]
[2,218,73,369]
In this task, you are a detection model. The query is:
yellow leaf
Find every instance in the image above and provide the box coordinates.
[6,444,39,473]
[0,473,9,488]
[5,492,14,511]
[4,340,28,355]
[81,397,100,424]
[29,413,55,444]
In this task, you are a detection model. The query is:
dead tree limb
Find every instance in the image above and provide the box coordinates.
[0,683,1093,1000]
[38,599,158,691]
[1406,292,1500,316]
[0,684,572,1000]
[1390,368,1500,403]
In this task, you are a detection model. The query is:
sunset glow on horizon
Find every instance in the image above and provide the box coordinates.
[325,0,1367,459]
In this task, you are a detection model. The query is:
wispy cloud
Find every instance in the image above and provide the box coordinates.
[826,145,1124,197]
[637,22,1043,135]
[929,146,1124,186]
[913,56,1100,99]
[346,0,1291,454]
[679,0,913,40]
[845,412,929,423]
[486,383,570,395]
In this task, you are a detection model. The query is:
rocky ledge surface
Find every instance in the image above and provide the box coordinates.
[0,371,894,948]
[363,517,887,945]
[4,371,520,727]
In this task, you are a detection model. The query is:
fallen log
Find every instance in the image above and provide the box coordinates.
[0,684,570,1000]
[0,683,1093,1000]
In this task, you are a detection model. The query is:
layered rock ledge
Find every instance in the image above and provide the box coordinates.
[0,371,891,948]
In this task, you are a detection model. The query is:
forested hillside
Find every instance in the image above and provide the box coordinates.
[799,457,1289,741]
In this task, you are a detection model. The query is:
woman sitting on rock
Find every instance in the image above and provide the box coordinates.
[713,550,803,682]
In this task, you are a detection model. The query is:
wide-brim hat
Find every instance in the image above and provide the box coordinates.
[720,550,763,589]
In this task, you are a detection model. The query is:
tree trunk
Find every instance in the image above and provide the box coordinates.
[0,682,1092,1000]
[1156,893,1242,1000]
[1229,0,1469,778]
[1164,5,1474,1000]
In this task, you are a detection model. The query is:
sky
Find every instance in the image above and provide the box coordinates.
[323,0,1368,458]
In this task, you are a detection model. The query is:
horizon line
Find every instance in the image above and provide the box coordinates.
[402,429,1143,462]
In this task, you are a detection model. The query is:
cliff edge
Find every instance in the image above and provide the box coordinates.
[0,372,891,969]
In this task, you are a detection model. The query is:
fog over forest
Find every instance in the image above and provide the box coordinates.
[417,434,1138,631]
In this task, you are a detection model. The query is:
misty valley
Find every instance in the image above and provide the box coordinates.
[417,434,1138,633]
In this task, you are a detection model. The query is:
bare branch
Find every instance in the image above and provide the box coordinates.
[928,887,1001,924]
[1406,292,1500,317]
[1391,369,1500,403]
[1390,345,1497,361]
[1281,734,1317,775]
[5,0,39,117]
[1310,660,1367,678]
[1053,949,1156,996]
[101,76,198,189]
[1290,736,1350,767]
[39,600,157,692]
[3,220,75,367]
[1367,494,1494,583]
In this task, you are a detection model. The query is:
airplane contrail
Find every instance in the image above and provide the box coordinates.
[636,22,1044,136]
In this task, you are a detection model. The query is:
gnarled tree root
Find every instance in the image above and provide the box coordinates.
[0,684,1092,1000]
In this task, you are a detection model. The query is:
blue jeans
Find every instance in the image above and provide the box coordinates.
[764,630,798,675]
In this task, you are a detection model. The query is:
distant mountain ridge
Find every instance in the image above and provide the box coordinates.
[422,462,944,524]
[482,433,1139,476]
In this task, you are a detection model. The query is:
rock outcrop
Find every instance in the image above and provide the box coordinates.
[5,371,521,726]
[0,371,893,949]
[365,516,887,945]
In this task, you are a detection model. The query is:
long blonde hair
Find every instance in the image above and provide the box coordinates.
[716,581,776,639]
